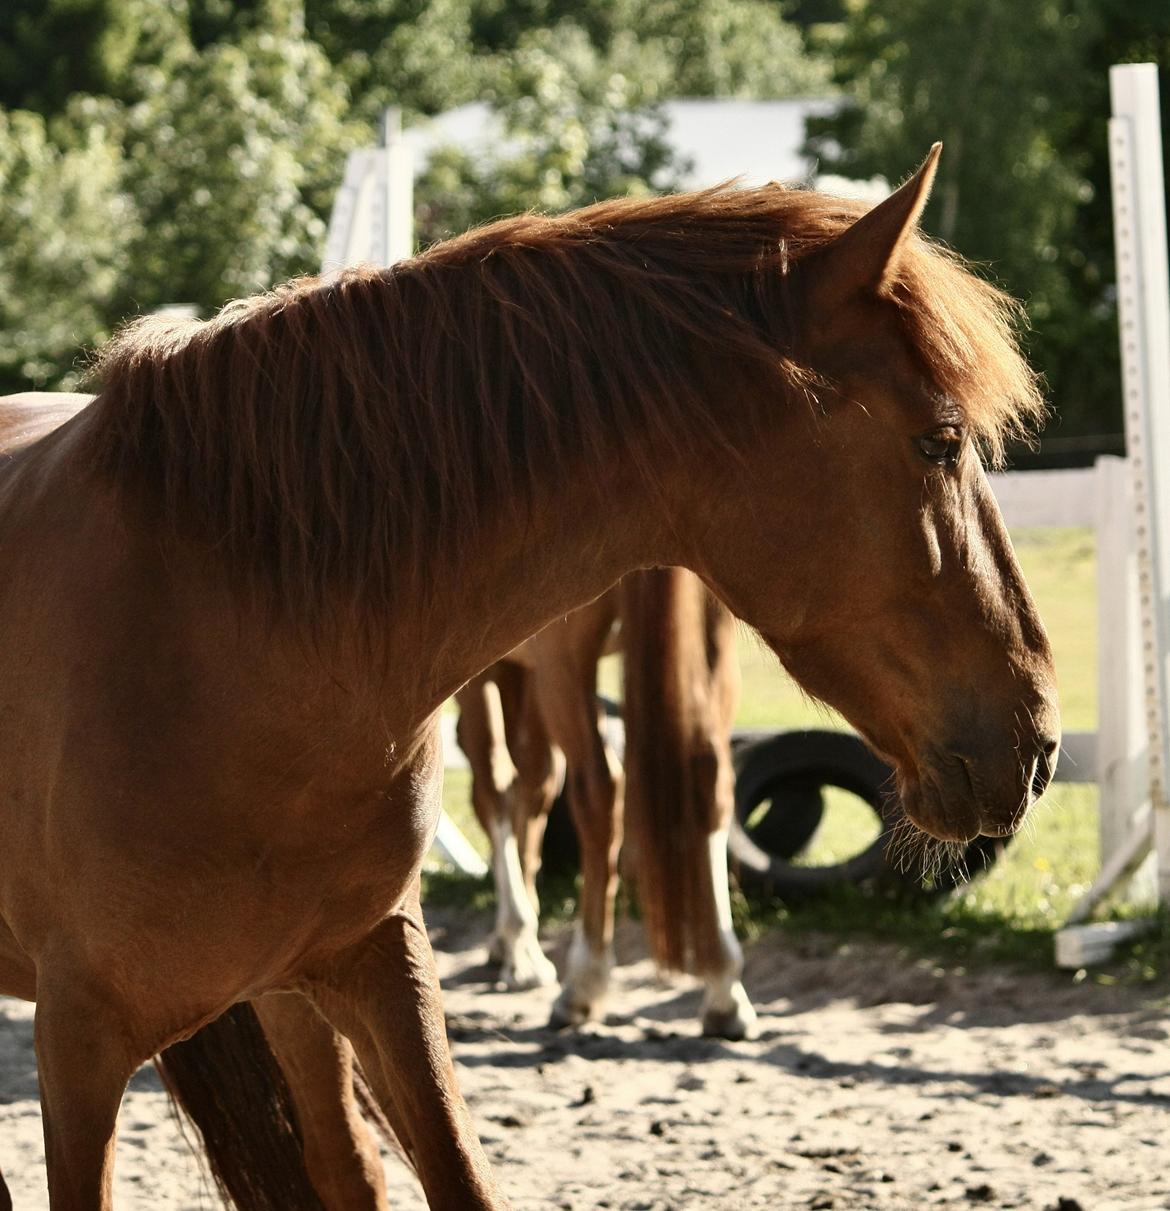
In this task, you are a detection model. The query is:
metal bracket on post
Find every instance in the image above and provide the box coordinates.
[1056,64,1170,964]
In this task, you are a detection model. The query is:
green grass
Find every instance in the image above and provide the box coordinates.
[1014,527,1097,732]
[736,782,1102,940]
[431,527,1169,979]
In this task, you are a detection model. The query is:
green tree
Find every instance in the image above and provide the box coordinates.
[413,2,830,243]
[306,0,485,121]
[807,0,1170,452]
[0,0,190,115]
[415,22,688,241]
[303,0,830,115]
[110,8,358,312]
[0,107,135,391]
[560,0,832,96]
[468,0,831,95]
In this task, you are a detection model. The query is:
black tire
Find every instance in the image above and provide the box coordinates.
[730,740,825,860]
[729,729,1006,900]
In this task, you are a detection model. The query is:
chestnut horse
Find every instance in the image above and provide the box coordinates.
[456,568,753,1039]
[0,147,1060,1208]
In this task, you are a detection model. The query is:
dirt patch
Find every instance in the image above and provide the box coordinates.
[2,909,1168,1209]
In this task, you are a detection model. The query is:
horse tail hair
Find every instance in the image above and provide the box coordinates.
[620,568,740,975]
[154,1003,327,1211]
[352,1060,417,1175]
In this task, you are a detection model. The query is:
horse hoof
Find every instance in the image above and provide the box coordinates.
[701,999,758,1042]
[548,991,595,1030]
[500,947,558,991]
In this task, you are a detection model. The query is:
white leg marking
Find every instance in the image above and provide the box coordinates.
[490,817,557,988]
[700,828,757,1040]
[550,923,613,1027]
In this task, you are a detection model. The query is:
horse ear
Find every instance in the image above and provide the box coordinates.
[806,143,942,311]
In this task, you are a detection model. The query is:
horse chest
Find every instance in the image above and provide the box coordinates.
[249,748,445,964]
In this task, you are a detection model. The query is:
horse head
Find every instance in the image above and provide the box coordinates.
[685,147,1060,844]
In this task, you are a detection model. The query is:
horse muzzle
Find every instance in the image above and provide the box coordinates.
[900,730,1060,843]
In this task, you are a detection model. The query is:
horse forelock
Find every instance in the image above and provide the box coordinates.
[85,183,1040,632]
[883,242,1045,467]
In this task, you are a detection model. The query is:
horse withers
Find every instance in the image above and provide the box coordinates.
[0,144,1057,1209]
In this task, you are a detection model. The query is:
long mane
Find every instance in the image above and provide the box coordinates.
[87,183,1042,626]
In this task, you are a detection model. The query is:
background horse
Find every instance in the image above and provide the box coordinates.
[456,568,754,1039]
[0,148,1059,1208]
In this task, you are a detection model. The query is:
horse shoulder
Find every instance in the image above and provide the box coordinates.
[0,392,93,458]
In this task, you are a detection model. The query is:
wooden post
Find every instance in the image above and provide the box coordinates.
[1109,64,1170,902]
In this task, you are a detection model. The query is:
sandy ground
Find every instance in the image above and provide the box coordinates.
[2,909,1169,1210]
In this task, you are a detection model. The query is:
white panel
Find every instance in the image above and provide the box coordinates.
[990,467,1099,529]
[321,138,413,273]
[1094,456,1147,861]
[1110,64,1170,899]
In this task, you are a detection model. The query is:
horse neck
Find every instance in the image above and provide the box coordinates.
[392,457,678,726]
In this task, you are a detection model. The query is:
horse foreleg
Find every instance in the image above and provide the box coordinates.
[308,884,509,1211]
[456,671,554,989]
[255,992,390,1211]
[34,974,142,1210]
[696,827,757,1040]
[537,661,622,1029]
[695,597,757,1041]
[494,662,562,986]
[500,668,563,919]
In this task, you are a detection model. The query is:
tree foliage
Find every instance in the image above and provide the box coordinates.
[412,0,829,241]
[807,0,1170,450]
[465,0,831,96]
[111,15,357,313]
[0,108,133,389]
[0,0,825,391]
[415,22,690,243]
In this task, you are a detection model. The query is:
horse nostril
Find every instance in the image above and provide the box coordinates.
[1031,736,1060,800]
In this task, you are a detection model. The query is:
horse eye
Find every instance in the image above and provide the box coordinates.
[917,427,962,467]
